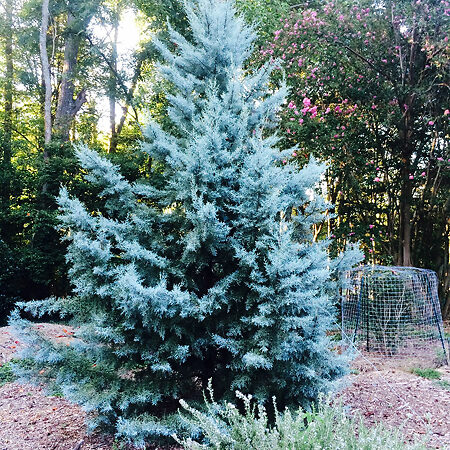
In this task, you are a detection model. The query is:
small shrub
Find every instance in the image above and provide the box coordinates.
[173,381,426,449]
[411,368,441,380]
[0,362,16,386]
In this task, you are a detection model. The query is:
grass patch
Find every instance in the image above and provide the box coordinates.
[411,367,441,380]
[435,380,450,391]
[0,362,16,386]
[49,385,64,397]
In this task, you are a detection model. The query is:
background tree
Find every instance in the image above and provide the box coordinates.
[0,0,19,319]
[264,0,449,313]
[0,0,151,321]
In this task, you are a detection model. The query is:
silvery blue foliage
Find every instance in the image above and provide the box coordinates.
[10,0,362,446]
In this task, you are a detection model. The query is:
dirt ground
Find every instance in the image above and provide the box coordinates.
[1,324,449,449]
[339,361,450,449]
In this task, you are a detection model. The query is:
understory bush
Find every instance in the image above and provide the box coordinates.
[175,383,426,450]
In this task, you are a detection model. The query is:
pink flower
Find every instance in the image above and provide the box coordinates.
[369,224,375,229]
[303,97,311,107]
[421,172,426,176]
[335,106,342,113]
[376,167,380,171]
[374,177,381,182]
[428,120,434,125]
[371,104,377,109]
[325,107,331,114]
[299,118,304,124]
[444,109,450,116]
[283,160,287,164]
[409,175,414,179]
[369,249,373,253]
[288,101,296,109]
[292,152,297,157]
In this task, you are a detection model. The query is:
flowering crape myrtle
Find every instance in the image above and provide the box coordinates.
[10,0,361,446]
[263,0,449,267]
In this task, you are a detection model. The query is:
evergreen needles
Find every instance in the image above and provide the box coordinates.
[10,0,361,446]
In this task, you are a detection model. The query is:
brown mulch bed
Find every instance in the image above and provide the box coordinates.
[1,324,450,449]
[0,382,114,450]
[0,325,115,450]
[0,325,182,450]
[339,362,450,449]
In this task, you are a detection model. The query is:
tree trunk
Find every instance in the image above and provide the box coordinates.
[53,11,87,141]
[108,7,119,153]
[398,169,412,266]
[1,0,14,213]
[397,92,414,267]
[116,56,143,137]
[40,0,52,146]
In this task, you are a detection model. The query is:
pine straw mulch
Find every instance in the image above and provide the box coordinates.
[1,323,449,449]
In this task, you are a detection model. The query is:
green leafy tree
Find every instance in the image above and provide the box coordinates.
[235,0,302,47]
[11,0,361,445]
[0,0,146,317]
[264,0,449,312]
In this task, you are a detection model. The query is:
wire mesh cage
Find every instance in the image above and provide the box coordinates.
[341,265,448,362]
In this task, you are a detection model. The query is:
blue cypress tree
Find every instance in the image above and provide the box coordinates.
[10,0,362,446]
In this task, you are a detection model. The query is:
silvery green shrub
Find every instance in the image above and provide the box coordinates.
[175,382,426,450]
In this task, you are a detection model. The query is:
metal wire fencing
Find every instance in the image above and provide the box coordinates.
[341,265,448,362]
